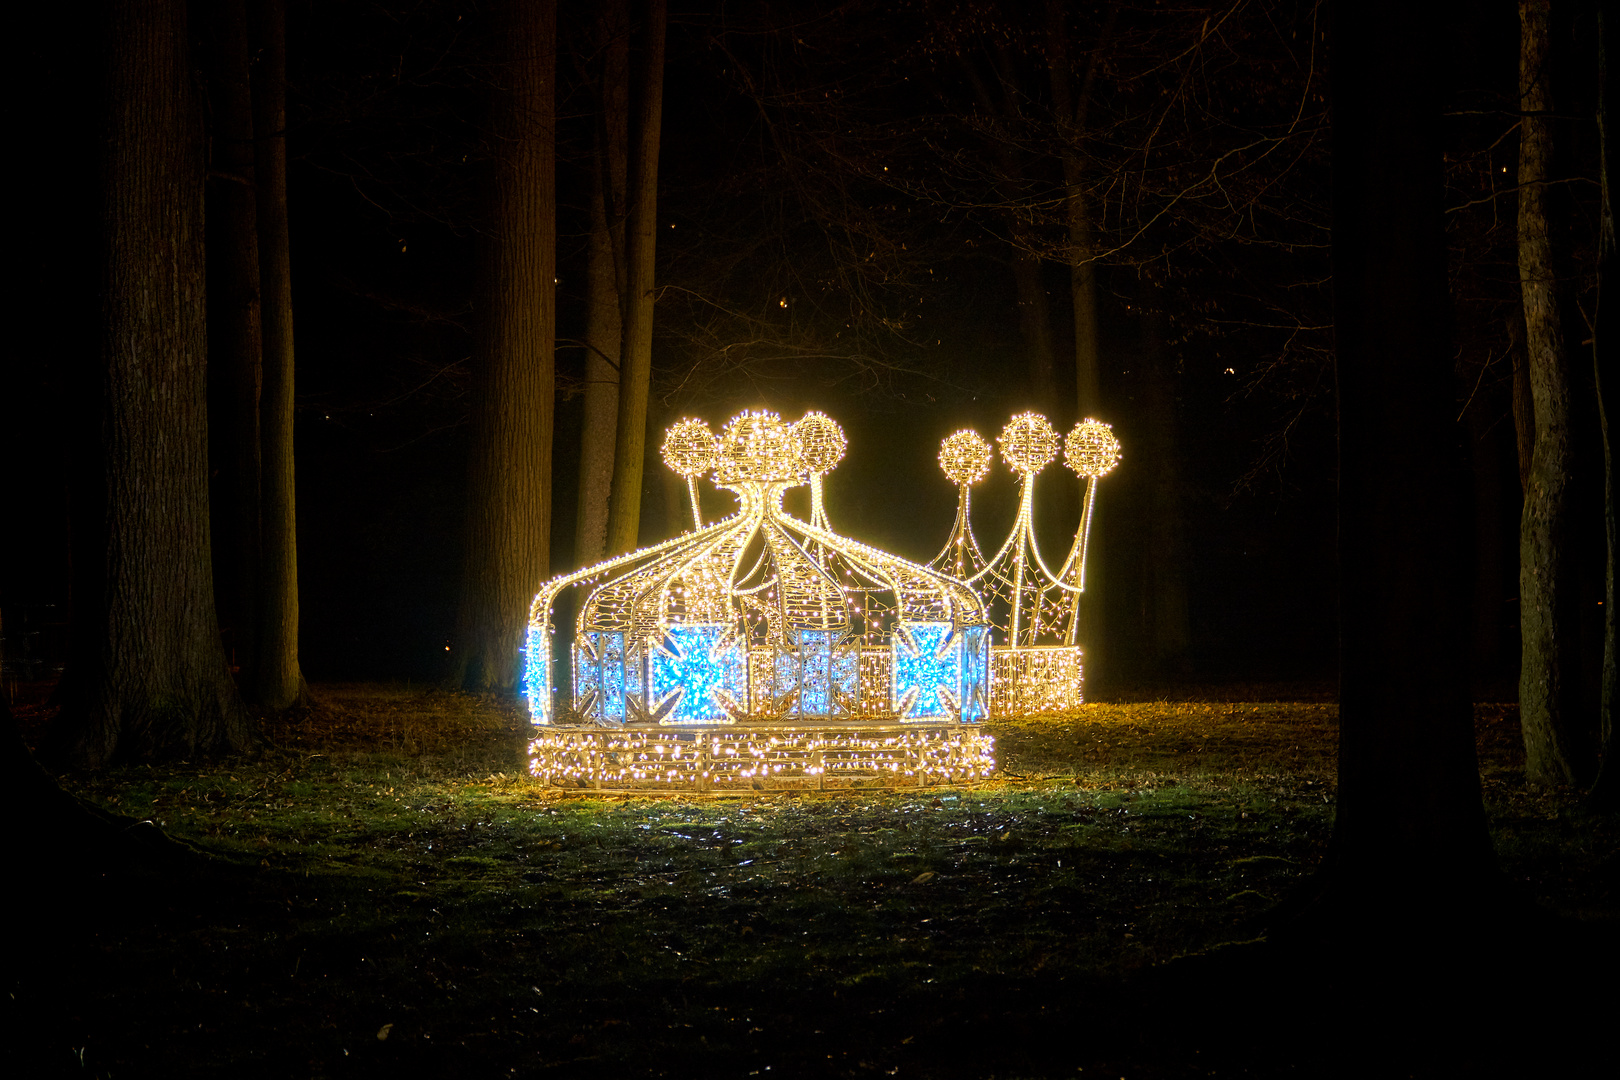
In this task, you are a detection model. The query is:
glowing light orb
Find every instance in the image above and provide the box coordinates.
[938,429,994,487]
[1064,418,1123,479]
[661,417,719,478]
[793,411,848,475]
[715,410,804,484]
[997,412,1060,475]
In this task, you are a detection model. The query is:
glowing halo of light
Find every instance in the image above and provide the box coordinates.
[793,410,848,475]
[661,418,719,478]
[938,429,994,487]
[714,410,804,484]
[997,412,1061,475]
[1064,418,1123,479]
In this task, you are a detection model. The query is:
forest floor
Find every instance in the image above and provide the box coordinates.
[7,682,1616,1079]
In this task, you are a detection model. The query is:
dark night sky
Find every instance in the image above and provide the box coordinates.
[9,0,1584,696]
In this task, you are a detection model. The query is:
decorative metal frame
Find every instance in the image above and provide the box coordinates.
[928,415,1122,716]
[524,410,996,790]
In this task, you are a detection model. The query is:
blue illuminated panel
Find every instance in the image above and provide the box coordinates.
[794,630,859,718]
[799,630,833,715]
[830,637,859,716]
[960,625,990,722]
[573,639,597,711]
[623,635,649,720]
[650,623,747,723]
[573,631,626,722]
[600,632,627,720]
[773,647,801,709]
[524,624,551,723]
[892,622,962,720]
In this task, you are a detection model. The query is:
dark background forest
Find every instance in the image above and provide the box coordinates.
[2,1,1616,1076]
[3,0,1612,786]
[6,0,1603,709]
[11,1,1345,686]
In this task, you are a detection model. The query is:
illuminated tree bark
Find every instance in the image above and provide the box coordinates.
[202,0,263,688]
[248,0,309,710]
[575,0,630,568]
[1319,0,1495,901]
[604,0,666,557]
[55,0,250,766]
[1517,0,1588,786]
[450,0,557,691]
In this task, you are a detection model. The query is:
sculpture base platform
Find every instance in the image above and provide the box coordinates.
[527,720,995,792]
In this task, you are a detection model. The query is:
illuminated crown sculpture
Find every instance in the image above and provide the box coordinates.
[524,410,995,791]
[928,414,1122,716]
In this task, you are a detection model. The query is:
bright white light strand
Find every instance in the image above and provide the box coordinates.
[524,409,994,790]
[927,411,1124,715]
[794,410,847,531]
[715,410,803,484]
[1064,418,1122,479]
[1061,418,1121,617]
[662,417,719,529]
[997,411,1061,475]
[931,429,993,582]
[794,410,848,475]
[938,428,994,487]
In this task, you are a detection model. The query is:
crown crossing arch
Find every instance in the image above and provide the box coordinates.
[524,410,997,791]
[522,409,1119,790]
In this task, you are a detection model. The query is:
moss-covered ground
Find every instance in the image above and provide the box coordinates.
[8,684,1615,1078]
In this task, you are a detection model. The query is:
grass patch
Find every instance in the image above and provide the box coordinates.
[10,683,1614,1078]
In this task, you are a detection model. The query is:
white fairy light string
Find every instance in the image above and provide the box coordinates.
[927,413,1123,715]
[661,417,719,529]
[933,429,994,582]
[525,409,995,790]
[793,410,848,530]
[1061,418,1123,643]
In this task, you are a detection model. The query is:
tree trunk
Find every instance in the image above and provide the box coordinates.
[1011,256,1058,410]
[1317,0,1496,908]
[1046,0,1109,421]
[248,0,307,710]
[1464,364,1518,698]
[1065,198,1102,420]
[1507,310,1535,493]
[1140,305,1189,675]
[961,47,1059,416]
[605,0,666,557]
[53,0,250,767]
[1517,0,1588,785]
[202,0,262,688]
[1591,3,1617,806]
[450,0,557,692]
[1044,5,1114,670]
[574,0,630,568]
